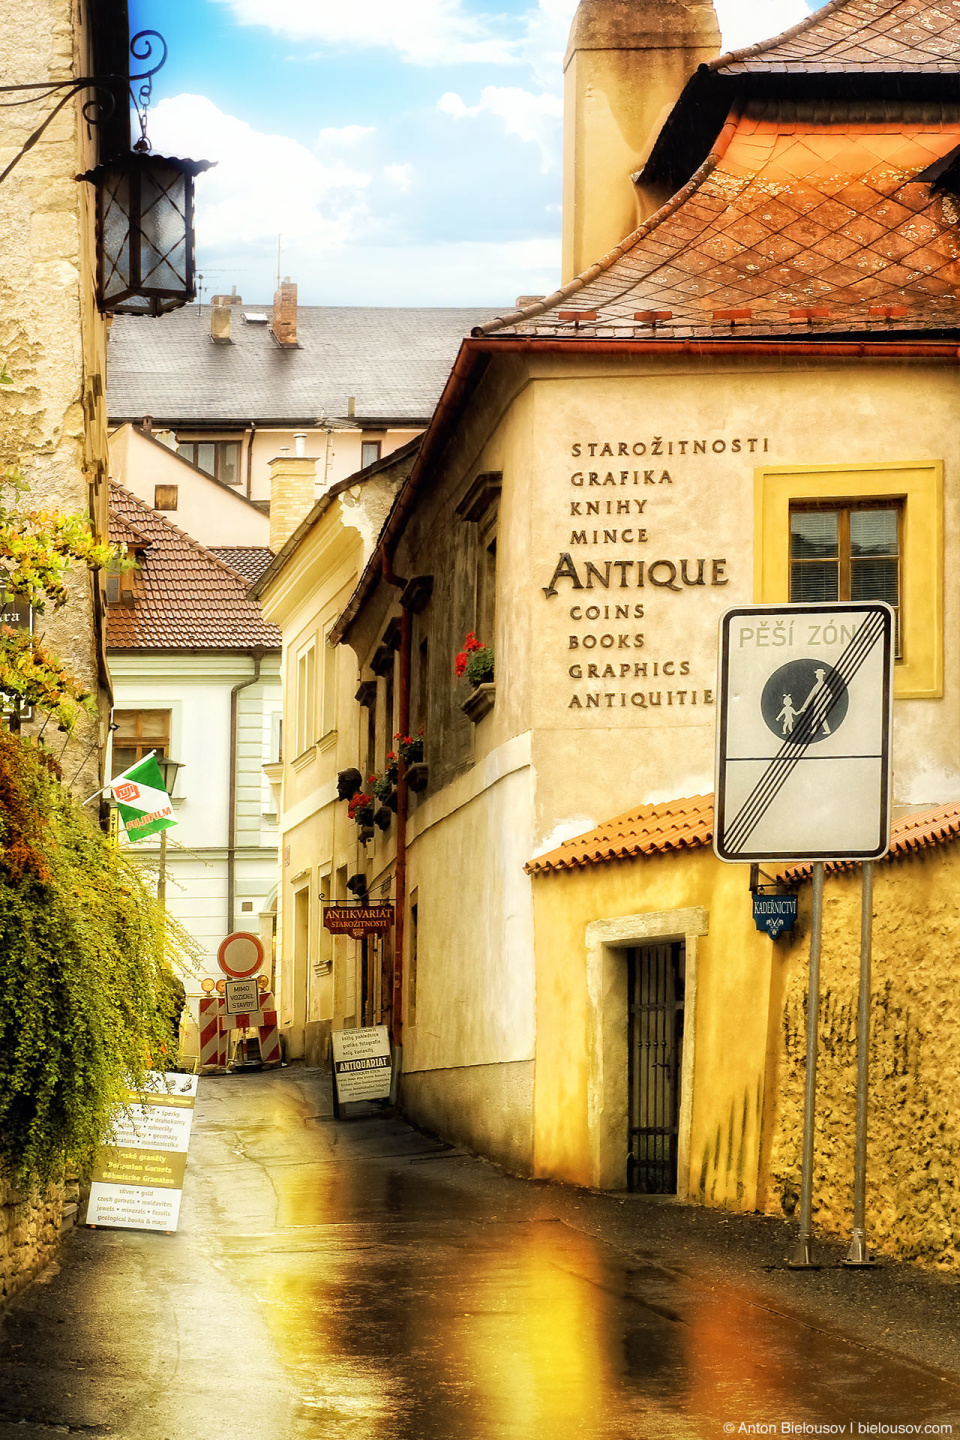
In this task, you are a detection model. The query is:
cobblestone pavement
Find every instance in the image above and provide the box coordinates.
[1,1066,959,1439]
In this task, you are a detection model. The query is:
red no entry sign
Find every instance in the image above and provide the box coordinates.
[217,931,264,979]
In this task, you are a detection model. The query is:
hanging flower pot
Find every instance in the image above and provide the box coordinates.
[347,791,375,828]
[455,632,494,687]
[394,731,424,765]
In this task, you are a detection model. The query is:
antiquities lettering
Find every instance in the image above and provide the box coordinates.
[543,553,729,598]
[571,437,769,457]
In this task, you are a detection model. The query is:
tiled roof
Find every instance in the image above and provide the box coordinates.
[478,100,960,342]
[107,305,498,426]
[107,486,281,651]
[525,796,713,874]
[208,547,275,582]
[527,795,960,877]
[783,800,960,877]
[714,0,960,74]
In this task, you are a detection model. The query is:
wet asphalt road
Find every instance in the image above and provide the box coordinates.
[2,1067,960,1439]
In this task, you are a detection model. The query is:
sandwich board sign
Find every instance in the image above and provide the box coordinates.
[331,1025,392,1103]
[715,603,893,863]
[85,1072,198,1233]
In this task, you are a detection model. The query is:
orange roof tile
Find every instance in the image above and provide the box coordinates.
[107,485,281,652]
[525,796,713,875]
[478,100,960,342]
[783,799,960,877]
[527,795,960,878]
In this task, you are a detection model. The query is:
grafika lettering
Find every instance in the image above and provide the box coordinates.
[543,554,729,597]
[571,437,770,458]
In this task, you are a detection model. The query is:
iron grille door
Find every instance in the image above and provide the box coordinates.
[628,942,685,1194]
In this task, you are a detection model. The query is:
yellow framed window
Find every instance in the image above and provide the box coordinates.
[789,501,902,654]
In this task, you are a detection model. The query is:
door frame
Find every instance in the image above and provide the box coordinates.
[583,907,708,1194]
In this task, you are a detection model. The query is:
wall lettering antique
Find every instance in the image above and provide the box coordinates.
[568,689,714,708]
[543,554,728,597]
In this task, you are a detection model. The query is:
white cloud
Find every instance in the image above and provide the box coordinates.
[317,124,375,148]
[439,86,563,171]
[148,95,373,255]
[384,163,415,190]
[714,0,810,50]
[211,0,516,66]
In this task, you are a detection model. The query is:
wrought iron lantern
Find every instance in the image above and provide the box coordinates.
[79,147,214,316]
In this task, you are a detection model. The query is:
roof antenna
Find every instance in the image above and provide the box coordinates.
[276,234,282,290]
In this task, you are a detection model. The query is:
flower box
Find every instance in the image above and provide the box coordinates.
[406,761,429,793]
[461,683,495,724]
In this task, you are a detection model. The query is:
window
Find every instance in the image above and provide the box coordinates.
[366,696,377,779]
[320,625,337,737]
[790,502,901,651]
[112,709,170,775]
[361,440,382,469]
[755,461,943,700]
[154,484,178,511]
[477,513,498,646]
[295,642,316,756]
[176,439,241,485]
[383,666,395,769]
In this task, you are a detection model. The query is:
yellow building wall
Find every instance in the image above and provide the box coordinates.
[530,847,778,1206]
[767,845,960,1267]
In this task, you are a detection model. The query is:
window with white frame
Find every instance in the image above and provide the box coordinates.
[295,641,316,756]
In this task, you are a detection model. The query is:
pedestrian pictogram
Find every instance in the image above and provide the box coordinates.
[715,603,894,863]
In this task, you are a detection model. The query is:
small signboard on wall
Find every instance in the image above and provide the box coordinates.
[323,904,394,939]
[331,1025,392,1103]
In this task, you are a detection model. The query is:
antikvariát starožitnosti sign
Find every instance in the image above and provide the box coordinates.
[110,751,177,842]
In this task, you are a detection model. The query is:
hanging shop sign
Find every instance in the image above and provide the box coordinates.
[752,893,799,939]
[85,1072,198,1233]
[332,1025,393,1104]
[715,602,894,863]
[322,904,394,939]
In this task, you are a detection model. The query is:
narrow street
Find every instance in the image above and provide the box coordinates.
[2,1068,960,1440]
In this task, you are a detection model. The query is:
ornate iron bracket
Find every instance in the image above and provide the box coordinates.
[0,30,168,185]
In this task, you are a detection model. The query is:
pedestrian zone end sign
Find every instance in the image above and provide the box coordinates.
[715,603,893,864]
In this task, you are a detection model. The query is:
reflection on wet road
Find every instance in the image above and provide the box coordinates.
[191,1072,960,1440]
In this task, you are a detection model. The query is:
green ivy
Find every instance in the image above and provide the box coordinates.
[0,731,193,1182]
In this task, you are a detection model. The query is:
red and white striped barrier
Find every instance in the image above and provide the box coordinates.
[199,995,227,1073]
[258,998,281,1066]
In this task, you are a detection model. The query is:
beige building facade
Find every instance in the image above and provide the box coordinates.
[263,0,960,1265]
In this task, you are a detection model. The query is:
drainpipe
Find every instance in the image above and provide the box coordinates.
[245,422,257,499]
[382,552,410,1084]
[228,649,264,937]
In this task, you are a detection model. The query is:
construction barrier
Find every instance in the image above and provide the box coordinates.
[199,995,227,1073]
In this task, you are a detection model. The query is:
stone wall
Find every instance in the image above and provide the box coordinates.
[0,1174,76,1306]
[765,843,960,1268]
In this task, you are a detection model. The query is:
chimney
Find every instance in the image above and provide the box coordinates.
[211,287,242,305]
[272,277,298,348]
[561,0,720,283]
[269,453,316,552]
[210,302,232,343]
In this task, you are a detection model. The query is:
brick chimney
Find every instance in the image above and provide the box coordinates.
[272,277,298,348]
[269,453,316,552]
[210,303,232,343]
[562,0,720,283]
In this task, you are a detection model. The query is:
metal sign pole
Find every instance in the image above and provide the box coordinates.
[844,860,877,1267]
[790,859,825,1269]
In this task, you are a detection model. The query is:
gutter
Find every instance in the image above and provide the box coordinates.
[227,648,264,937]
[329,334,960,646]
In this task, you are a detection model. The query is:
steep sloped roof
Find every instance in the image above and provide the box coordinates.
[107,485,280,651]
[208,547,275,582]
[713,0,960,75]
[107,305,499,426]
[477,99,960,341]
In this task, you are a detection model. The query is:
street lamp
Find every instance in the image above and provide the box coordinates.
[78,148,214,316]
[155,757,183,906]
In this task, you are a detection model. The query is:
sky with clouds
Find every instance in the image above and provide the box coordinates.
[129,0,817,308]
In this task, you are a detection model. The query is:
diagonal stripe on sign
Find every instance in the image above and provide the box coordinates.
[723,611,886,854]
